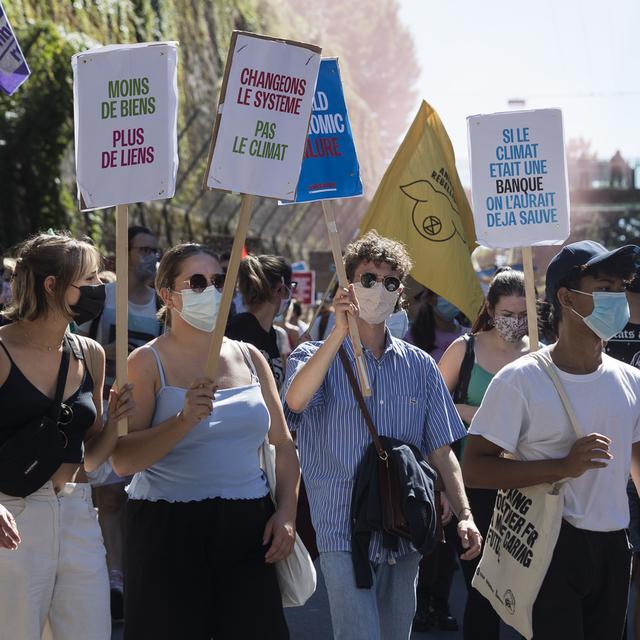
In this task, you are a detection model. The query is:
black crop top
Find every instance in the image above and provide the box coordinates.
[0,336,97,464]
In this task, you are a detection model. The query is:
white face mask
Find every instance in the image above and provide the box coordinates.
[353,282,400,326]
[175,285,222,332]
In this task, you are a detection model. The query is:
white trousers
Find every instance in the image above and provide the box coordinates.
[0,482,110,640]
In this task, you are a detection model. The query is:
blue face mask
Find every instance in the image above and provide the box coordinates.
[570,289,630,341]
[434,297,459,322]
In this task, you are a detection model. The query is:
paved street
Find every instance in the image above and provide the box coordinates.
[111,561,523,640]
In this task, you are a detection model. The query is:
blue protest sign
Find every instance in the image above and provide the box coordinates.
[289,58,362,203]
[0,1,30,96]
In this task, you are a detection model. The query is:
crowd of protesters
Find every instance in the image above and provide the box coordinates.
[0,226,639,640]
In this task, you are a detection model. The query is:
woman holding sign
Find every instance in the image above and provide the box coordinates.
[0,232,134,640]
[438,267,529,640]
[112,243,298,640]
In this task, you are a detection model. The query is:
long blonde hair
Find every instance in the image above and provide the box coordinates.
[2,232,100,323]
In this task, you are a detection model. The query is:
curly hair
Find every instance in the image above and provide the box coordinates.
[344,230,413,283]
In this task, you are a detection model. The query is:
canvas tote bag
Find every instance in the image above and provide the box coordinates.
[260,438,317,607]
[471,351,582,639]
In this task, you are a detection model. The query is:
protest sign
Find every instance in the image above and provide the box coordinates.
[291,271,315,305]
[0,1,30,95]
[289,58,362,202]
[72,42,179,434]
[72,42,179,210]
[202,32,321,379]
[280,57,368,392]
[467,109,569,250]
[468,108,570,350]
[204,32,321,201]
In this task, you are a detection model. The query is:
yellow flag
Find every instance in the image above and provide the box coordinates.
[360,101,484,320]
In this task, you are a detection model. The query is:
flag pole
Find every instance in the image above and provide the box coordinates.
[322,200,372,396]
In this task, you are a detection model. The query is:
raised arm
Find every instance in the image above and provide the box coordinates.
[285,285,355,412]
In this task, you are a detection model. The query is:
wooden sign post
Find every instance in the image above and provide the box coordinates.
[73,42,179,434]
[468,109,570,352]
[283,58,370,393]
[203,32,321,378]
[521,246,540,351]
[322,201,371,394]
[115,204,129,434]
[205,194,254,378]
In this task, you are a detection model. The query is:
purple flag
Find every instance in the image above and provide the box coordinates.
[0,1,30,96]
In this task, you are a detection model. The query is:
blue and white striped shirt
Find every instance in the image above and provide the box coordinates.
[283,330,466,562]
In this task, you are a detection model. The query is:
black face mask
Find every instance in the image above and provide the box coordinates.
[70,283,106,325]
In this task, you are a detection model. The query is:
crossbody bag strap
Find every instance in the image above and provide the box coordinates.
[337,347,387,461]
[530,351,581,439]
[50,338,71,423]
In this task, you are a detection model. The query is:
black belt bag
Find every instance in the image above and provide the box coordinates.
[0,338,71,497]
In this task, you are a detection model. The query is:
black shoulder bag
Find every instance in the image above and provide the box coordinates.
[0,338,72,497]
[452,333,475,405]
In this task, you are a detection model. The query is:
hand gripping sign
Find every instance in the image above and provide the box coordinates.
[203,32,321,379]
[73,42,179,434]
[468,108,570,350]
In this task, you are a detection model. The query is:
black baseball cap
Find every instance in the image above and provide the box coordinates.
[545,240,640,303]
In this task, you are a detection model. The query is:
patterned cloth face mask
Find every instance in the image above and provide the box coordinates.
[493,315,527,343]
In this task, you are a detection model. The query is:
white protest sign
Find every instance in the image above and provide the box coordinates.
[73,42,178,210]
[205,32,321,201]
[467,109,570,249]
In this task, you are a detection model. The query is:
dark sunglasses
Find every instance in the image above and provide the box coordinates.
[359,272,401,292]
[181,273,226,293]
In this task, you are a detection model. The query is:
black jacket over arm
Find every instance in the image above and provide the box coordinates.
[350,436,438,588]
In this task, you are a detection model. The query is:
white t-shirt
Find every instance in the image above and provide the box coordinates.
[469,347,640,532]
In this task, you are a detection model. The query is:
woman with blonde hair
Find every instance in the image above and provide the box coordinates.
[112,243,299,640]
[0,231,134,639]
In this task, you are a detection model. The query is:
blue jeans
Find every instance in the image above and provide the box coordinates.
[320,551,421,640]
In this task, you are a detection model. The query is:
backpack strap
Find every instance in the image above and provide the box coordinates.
[452,333,475,404]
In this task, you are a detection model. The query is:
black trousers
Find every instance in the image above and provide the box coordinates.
[460,488,500,640]
[124,495,289,640]
[532,520,631,640]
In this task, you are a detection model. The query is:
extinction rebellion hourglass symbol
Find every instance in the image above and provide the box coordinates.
[400,178,466,244]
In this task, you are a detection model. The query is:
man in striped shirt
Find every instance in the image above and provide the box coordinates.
[284,231,482,640]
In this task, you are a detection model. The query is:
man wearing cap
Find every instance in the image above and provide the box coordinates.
[463,241,640,639]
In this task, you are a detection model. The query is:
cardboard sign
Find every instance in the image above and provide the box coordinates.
[72,42,179,210]
[0,1,30,95]
[204,32,321,201]
[291,270,315,305]
[467,109,570,249]
[287,58,362,203]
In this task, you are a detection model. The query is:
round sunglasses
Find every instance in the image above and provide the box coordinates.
[359,272,401,292]
[180,273,226,293]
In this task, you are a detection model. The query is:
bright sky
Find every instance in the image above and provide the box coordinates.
[398,0,639,186]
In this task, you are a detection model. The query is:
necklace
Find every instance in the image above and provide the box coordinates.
[20,326,65,352]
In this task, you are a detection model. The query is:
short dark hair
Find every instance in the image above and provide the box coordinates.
[550,252,636,332]
[128,225,154,247]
